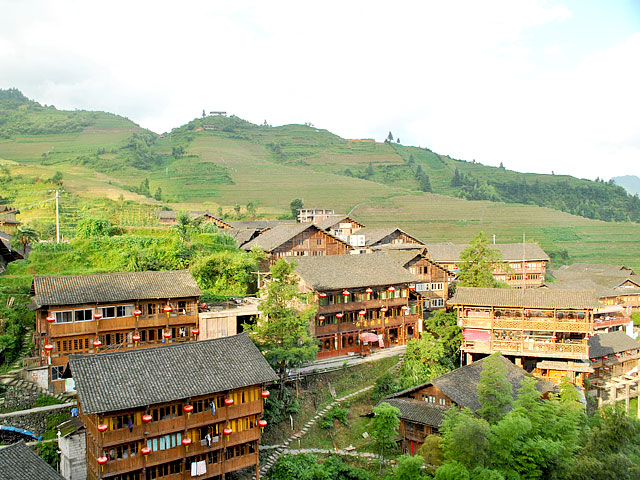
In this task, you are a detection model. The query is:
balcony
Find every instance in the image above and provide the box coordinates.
[88,400,263,448]
[48,313,197,338]
[460,315,593,334]
[315,315,418,336]
[318,296,408,315]
[463,339,589,359]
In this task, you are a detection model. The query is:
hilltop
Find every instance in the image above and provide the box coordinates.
[2,89,640,269]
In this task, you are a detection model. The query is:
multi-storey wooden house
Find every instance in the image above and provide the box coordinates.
[315,215,365,243]
[383,355,554,455]
[297,208,336,223]
[349,227,423,253]
[292,254,421,359]
[242,224,349,264]
[31,270,202,393]
[380,249,450,310]
[69,334,277,480]
[449,287,601,387]
[424,243,550,288]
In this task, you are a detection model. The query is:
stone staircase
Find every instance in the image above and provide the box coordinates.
[253,353,405,479]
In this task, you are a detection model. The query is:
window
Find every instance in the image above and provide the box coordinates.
[439,397,447,406]
[117,305,134,317]
[431,298,444,308]
[100,306,116,318]
[147,303,156,315]
[178,301,186,314]
[74,309,93,322]
[430,283,444,291]
[54,311,72,323]
[51,365,64,381]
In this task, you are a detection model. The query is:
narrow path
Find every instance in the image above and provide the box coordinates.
[253,354,405,479]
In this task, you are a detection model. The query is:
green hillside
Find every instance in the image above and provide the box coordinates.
[1,89,640,270]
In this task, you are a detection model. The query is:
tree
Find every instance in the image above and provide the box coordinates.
[233,203,241,219]
[367,162,374,178]
[172,145,185,159]
[153,187,162,201]
[290,198,303,220]
[202,109,206,118]
[50,171,63,186]
[395,455,427,479]
[399,333,450,388]
[14,225,38,254]
[173,212,192,244]
[456,232,502,288]
[423,310,461,369]
[246,260,317,389]
[371,402,400,473]
[246,201,257,220]
[476,353,513,424]
[417,434,444,468]
[387,131,394,142]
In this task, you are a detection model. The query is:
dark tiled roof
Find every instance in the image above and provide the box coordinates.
[389,356,555,413]
[155,210,176,220]
[315,215,364,231]
[383,398,447,427]
[352,228,423,247]
[0,441,65,480]
[555,263,635,277]
[291,254,419,291]
[32,270,202,307]
[229,220,296,230]
[424,243,550,262]
[242,224,348,252]
[70,333,277,414]
[225,228,262,248]
[449,287,601,309]
[548,264,640,297]
[588,331,639,359]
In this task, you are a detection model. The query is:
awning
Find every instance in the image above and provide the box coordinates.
[462,329,491,342]
[594,305,624,314]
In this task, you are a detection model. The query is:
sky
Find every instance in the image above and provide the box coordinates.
[1,0,639,180]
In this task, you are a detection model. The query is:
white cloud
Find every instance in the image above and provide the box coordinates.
[0,0,637,179]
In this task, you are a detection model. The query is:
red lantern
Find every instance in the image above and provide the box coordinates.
[44,344,54,352]
[365,288,373,294]
[381,307,388,313]
[97,424,108,433]
[182,437,192,450]
[93,312,103,320]
[359,310,366,316]
[93,340,102,348]
[261,390,270,399]
[97,456,108,466]
[132,333,141,344]
[142,414,152,423]
[615,353,621,357]
[590,358,596,362]
[164,304,173,314]
[319,292,327,298]
[223,427,232,435]
[183,405,193,416]
[192,328,199,336]
[224,398,234,406]
[336,313,344,319]
[604,367,610,371]
[343,290,350,296]
[408,284,416,291]
[46,315,55,323]
[258,419,267,428]
[163,330,171,339]
[133,308,142,317]
[603,355,608,360]
[141,447,151,457]
[200,302,207,310]
[388,286,395,292]
[401,305,410,312]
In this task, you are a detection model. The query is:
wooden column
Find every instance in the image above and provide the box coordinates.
[626,384,631,413]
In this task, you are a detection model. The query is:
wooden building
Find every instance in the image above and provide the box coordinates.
[155,211,232,229]
[30,270,202,393]
[69,333,277,480]
[378,248,450,310]
[383,355,554,455]
[0,232,22,274]
[449,287,602,387]
[424,242,550,288]
[546,263,640,315]
[291,254,422,359]
[0,441,66,480]
[198,298,259,341]
[349,227,423,253]
[0,205,20,235]
[242,224,349,264]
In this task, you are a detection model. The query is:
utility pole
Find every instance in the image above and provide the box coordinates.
[55,190,60,244]
[522,232,526,290]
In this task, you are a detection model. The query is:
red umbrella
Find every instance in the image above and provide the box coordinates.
[359,332,379,343]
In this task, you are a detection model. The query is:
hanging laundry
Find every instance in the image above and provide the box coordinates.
[191,461,197,476]
[127,416,133,432]
[205,433,212,447]
[210,400,216,416]
[196,460,206,475]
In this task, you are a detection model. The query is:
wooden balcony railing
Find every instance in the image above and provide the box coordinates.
[47,313,197,338]
[461,316,593,333]
[315,315,419,336]
[463,340,589,359]
[318,296,408,315]
[88,400,263,447]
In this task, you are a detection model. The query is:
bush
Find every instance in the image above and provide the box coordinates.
[372,371,401,402]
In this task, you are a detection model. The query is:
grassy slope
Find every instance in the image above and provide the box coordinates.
[1,106,639,269]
